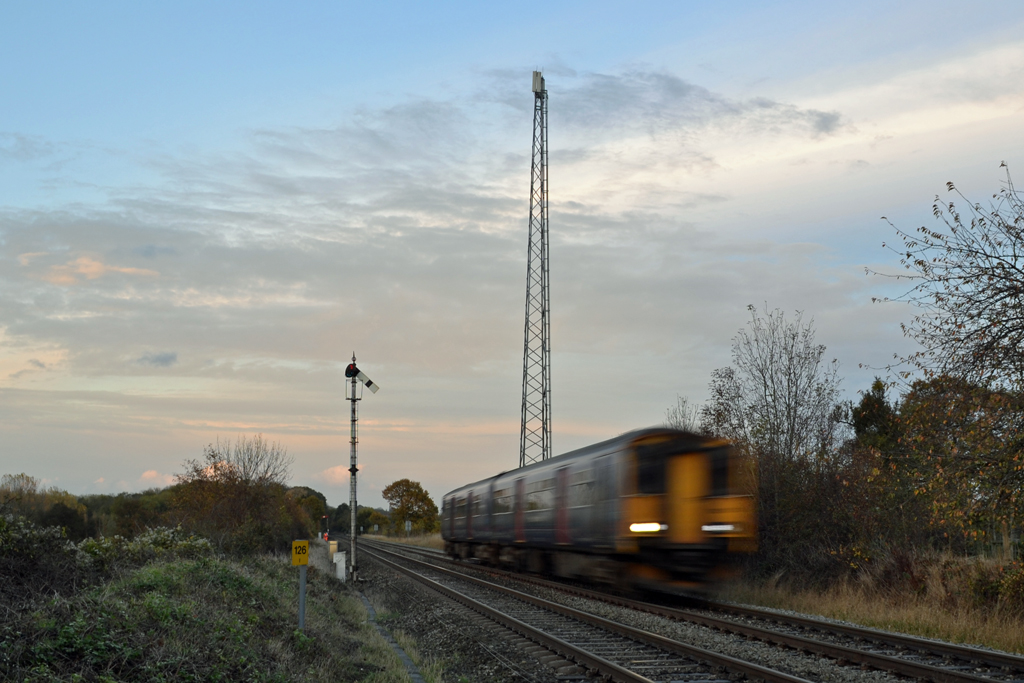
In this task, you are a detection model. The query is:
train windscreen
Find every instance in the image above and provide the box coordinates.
[709,448,730,496]
[635,442,668,494]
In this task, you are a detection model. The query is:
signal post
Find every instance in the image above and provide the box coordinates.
[345,354,379,582]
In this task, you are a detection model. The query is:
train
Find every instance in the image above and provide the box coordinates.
[440,428,757,594]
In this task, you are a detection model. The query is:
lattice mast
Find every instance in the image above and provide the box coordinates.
[520,71,551,468]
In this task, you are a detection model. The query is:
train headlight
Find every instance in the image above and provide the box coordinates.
[701,523,737,533]
[629,522,668,533]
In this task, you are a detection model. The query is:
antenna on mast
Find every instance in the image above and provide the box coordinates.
[520,70,552,468]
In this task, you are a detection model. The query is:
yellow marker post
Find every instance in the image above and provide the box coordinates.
[292,540,309,631]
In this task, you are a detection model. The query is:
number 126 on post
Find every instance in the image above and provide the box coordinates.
[292,540,309,566]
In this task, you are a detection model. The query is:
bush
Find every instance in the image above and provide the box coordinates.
[0,515,214,609]
[0,514,80,608]
[842,547,1024,614]
[173,435,316,554]
[1001,562,1024,613]
[76,526,214,573]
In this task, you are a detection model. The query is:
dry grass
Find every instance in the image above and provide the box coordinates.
[717,574,1024,655]
[365,532,444,551]
[392,628,445,683]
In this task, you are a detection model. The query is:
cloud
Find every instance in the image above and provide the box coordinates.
[0,133,55,163]
[480,69,846,147]
[40,256,159,286]
[133,245,177,259]
[8,358,49,380]
[319,465,350,485]
[138,352,178,367]
[139,470,174,487]
[18,252,48,266]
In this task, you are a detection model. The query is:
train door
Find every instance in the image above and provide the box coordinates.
[555,467,570,544]
[488,480,496,540]
[466,490,474,540]
[514,478,525,543]
[668,452,709,545]
[573,468,595,547]
[594,455,616,547]
[447,497,455,537]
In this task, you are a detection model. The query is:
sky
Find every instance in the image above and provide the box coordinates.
[3,1,1024,509]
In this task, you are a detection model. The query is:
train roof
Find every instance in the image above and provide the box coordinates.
[441,426,722,500]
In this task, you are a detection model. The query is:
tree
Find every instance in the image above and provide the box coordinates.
[664,395,701,432]
[876,165,1024,388]
[701,305,846,462]
[841,380,933,555]
[173,435,311,553]
[898,375,1024,556]
[851,379,899,454]
[1,473,90,536]
[366,509,390,534]
[111,496,149,536]
[0,473,41,514]
[287,486,328,526]
[287,486,328,511]
[332,503,350,530]
[700,305,850,578]
[380,479,439,534]
[0,473,39,498]
[39,502,90,541]
[356,506,383,535]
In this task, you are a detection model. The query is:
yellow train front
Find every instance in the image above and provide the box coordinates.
[441,428,757,594]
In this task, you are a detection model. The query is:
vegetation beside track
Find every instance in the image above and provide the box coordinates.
[364,533,443,551]
[0,516,428,682]
[718,553,1024,656]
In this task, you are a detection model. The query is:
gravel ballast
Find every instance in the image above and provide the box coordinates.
[362,545,911,683]
[358,551,566,682]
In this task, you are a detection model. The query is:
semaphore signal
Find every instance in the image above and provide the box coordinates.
[345,353,380,583]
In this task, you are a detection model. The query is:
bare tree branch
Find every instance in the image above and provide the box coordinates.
[871,165,1024,388]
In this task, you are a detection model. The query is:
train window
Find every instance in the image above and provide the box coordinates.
[569,480,595,507]
[455,497,466,519]
[526,478,555,510]
[492,488,512,514]
[527,489,553,510]
[710,448,730,496]
[568,468,594,507]
[635,444,667,494]
[571,469,591,485]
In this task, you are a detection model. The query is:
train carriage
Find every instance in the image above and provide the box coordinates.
[441,428,756,593]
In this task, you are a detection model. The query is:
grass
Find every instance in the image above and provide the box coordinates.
[390,627,445,683]
[717,573,1024,655]
[2,552,419,682]
[364,533,443,551]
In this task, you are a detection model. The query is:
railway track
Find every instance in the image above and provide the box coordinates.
[361,542,814,683]
[362,539,1024,683]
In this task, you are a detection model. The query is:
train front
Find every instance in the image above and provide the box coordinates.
[624,432,757,592]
